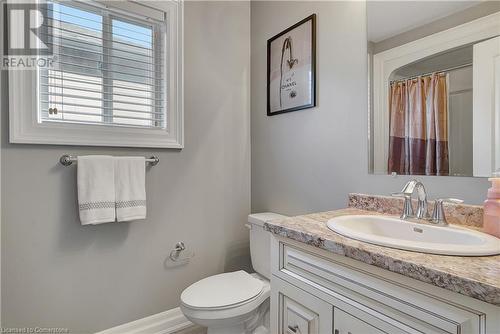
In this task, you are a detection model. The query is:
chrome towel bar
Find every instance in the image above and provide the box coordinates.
[59,154,160,167]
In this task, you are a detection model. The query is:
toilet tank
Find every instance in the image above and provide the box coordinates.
[248,213,288,279]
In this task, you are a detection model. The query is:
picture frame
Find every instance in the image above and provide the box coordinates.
[267,14,316,116]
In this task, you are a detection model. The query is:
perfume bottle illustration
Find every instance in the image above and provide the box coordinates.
[279,36,299,108]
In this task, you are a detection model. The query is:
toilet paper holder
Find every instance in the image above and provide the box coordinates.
[169,241,195,263]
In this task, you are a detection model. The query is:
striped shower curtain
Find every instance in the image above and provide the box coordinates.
[388,73,449,176]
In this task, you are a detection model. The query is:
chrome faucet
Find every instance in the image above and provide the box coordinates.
[392,180,463,226]
[392,180,430,220]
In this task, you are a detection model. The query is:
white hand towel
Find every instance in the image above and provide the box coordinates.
[77,155,116,225]
[114,157,147,222]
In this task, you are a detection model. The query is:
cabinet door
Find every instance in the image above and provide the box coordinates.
[272,276,333,334]
[283,296,320,334]
[334,308,385,334]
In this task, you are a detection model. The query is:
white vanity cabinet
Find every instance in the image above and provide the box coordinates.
[270,236,500,334]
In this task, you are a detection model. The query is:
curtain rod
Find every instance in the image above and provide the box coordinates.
[390,62,472,84]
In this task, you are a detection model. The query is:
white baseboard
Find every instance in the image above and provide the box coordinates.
[96,307,201,334]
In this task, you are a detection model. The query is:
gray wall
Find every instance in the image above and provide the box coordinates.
[251,1,490,217]
[1,1,250,332]
[449,67,473,176]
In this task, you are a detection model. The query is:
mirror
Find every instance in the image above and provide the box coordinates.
[367,2,500,177]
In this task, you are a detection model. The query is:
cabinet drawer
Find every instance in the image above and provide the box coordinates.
[277,242,485,334]
[334,308,385,334]
[272,276,333,334]
[332,300,408,334]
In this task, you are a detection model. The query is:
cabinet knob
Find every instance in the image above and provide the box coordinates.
[334,330,339,334]
[288,325,299,333]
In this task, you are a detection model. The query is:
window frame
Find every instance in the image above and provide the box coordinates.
[8,0,184,148]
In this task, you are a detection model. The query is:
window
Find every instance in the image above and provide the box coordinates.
[41,2,165,128]
[8,0,183,148]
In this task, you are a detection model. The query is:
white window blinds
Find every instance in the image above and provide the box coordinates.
[39,1,166,129]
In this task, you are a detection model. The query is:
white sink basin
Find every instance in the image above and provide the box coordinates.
[327,215,500,256]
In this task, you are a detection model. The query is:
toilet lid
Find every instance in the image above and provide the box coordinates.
[181,271,264,309]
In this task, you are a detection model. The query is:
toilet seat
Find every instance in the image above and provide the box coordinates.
[181,271,265,310]
[180,272,270,322]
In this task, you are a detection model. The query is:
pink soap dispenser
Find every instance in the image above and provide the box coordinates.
[484,170,500,238]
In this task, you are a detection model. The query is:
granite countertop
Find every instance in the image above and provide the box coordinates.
[264,208,500,306]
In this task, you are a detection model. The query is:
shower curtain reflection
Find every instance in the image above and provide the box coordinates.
[388,73,449,176]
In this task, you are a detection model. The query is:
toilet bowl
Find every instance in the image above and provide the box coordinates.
[180,213,287,334]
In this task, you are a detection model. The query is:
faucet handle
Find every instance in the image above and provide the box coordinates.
[392,192,414,219]
[435,198,463,204]
[391,191,409,197]
[431,198,463,226]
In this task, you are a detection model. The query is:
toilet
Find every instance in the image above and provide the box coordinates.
[180,212,287,334]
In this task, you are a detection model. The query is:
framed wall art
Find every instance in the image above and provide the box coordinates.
[267,14,316,116]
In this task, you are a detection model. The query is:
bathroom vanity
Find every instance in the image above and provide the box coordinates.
[266,195,500,334]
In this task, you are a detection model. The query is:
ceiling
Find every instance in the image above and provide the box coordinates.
[367,1,481,43]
